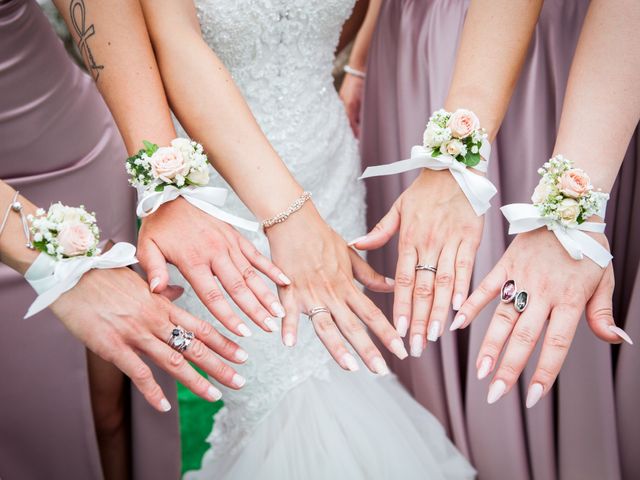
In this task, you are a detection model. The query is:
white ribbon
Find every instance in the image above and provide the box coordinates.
[24,242,139,318]
[359,142,497,216]
[500,203,612,268]
[136,185,259,232]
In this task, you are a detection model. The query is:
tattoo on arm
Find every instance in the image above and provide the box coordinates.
[69,0,104,81]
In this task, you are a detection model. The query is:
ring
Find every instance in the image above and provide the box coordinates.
[307,306,330,320]
[415,264,437,273]
[501,280,529,312]
[168,326,195,353]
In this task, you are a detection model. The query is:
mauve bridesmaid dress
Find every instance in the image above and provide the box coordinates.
[0,1,180,478]
[359,1,640,479]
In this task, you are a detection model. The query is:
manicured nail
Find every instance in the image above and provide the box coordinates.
[341,353,359,372]
[449,314,466,331]
[234,349,249,362]
[526,383,544,409]
[271,302,286,318]
[396,315,409,337]
[609,325,634,345]
[348,235,367,247]
[207,386,222,401]
[385,277,395,286]
[160,398,171,412]
[410,334,423,358]
[283,332,296,347]
[237,324,252,337]
[427,321,441,342]
[264,317,279,332]
[278,273,292,285]
[371,356,390,375]
[231,374,246,388]
[487,380,507,404]
[390,338,408,359]
[452,293,464,311]
[149,277,161,293]
[477,356,492,380]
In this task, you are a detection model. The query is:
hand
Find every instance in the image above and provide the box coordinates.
[51,266,249,412]
[454,228,631,408]
[137,198,290,336]
[339,73,365,138]
[266,202,405,374]
[352,169,484,357]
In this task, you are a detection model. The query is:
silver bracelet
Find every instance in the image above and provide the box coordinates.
[343,65,366,79]
[261,191,312,231]
[0,190,33,249]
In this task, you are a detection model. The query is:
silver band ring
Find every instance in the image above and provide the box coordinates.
[168,326,195,353]
[500,280,529,313]
[307,306,330,320]
[415,264,437,274]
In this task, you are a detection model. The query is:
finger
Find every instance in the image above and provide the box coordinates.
[346,288,407,360]
[475,301,521,382]
[280,286,300,347]
[525,304,582,408]
[349,249,394,293]
[237,234,291,286]
[393,246,417,342]
[308,307,360,373]
[156,285,184,302]
[451,240,478,313]
[168,304,248,364]
[137,238,170,293]
[453,263,507,331]
[487,301,550,405]
[585,266,630,344]
[181,265,251,337]
[409,249,439,357]
[181,338,245,390]
[427,243,458,342]
[111,347,170,412]
[349,202,400,250]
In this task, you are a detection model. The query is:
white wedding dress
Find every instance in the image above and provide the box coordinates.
[176,1,476,479]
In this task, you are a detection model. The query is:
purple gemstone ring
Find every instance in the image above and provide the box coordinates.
[168,326,195,353]
[500,280,529,313]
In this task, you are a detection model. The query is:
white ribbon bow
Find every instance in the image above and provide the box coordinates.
[359,142,497,216]
[24,242,139,318]
[501,203,612,268]
[136,185,259,232]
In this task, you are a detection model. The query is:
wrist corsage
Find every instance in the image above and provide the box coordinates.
[24,203,138,318]
[126,138,258,231]
[501,155,612,267]
[360,108,497,215]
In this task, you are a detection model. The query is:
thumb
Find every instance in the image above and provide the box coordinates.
[585,266,631,344]
[137,239,170,293]
[348,202,400,251]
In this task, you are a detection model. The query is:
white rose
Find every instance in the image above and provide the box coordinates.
[556,198,581,224]
[187,168,210,186]
[149,146,190,181]
[57,222,97,256]
[170,138,194,161]
[531,180,554,204]
[445,139,464,156]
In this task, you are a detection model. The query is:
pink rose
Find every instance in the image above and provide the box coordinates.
[447,109,480,139]
[57,222,96,256]
[149,146,190,181]
[558,168,590,198]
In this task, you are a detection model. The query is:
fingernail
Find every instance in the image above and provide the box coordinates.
[149,277,161,293]
[231,374,246,388]
[452,293,464,311]
[234,348,249,362]
[271,302,286,318]
[341,353,359,372]
[264,317,280,332]
[477,356,492,380]
[390,338,408,359]
[278,273,292,285]
[450,314,466,331]
[487,380,507,404]
[237,324,252,337]
[371,356,390,375]
[348,235,367,247]
[160,398,171,412]
[526,383,544,409]
[410,334,424,358]
[427,321,441,342]
[385,277,395,286]
[207,386,222,401]
[396,315,409,337]
[284,332,296,347]
[609,325,634,345]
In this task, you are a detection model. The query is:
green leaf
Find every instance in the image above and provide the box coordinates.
[154,184,167,192]
[464,152,481,167]
[143,140,159,156]
[431,149,442,158]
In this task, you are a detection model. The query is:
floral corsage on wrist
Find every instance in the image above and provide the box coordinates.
[360,108,497,215]
[501,155,612,267]
[126,138,258,231]
[24,203,137,318]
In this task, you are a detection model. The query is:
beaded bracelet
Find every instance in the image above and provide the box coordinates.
[261,191,312,231]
